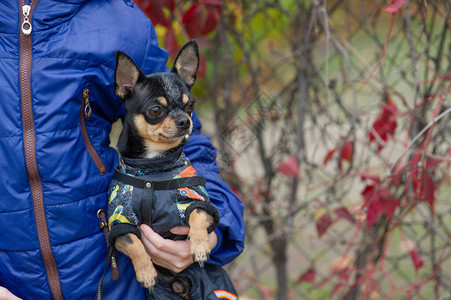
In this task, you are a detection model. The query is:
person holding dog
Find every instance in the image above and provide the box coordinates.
[0,1,244,299]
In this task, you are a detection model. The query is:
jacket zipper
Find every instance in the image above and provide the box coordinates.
[19,1,64,299]
[81,89,107,175]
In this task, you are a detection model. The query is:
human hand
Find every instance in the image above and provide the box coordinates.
[139,224,218,273]
[0,287,21,300]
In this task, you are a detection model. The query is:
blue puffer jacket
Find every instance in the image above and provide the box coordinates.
[0,1,244,299]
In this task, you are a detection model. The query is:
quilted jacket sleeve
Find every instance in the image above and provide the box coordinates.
[184,112,245,266]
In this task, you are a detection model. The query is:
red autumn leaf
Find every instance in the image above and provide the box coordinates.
[163,29,179,58]
[365,189,399,227]
[381,101,397,117]
[164,0,176,13]
[140,0,171,28]
[370,120,388,142]
[297,268,316,283]
[360,173,381,184]
[376,187,394,199]
[316,212,333,237]
[377,188,397,203]
[426,158,444,168]
[361,184,377,206]
[323,148,337,166]
[368,101,397,151]
[341,141,354,161]
[366,199,383,227]
[384,197,400,220]
[384,0,406,13]
[277,156,299,178]
[334,207,356,224]
[323,140,353,171]
[201,5,221,36]
[422,173,435,209]
[409,249,424,270]
[182,4,203,39]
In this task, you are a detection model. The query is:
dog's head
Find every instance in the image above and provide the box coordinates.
[114,41,199,159]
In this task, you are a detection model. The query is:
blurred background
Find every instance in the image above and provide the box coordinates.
[129,1,450,299]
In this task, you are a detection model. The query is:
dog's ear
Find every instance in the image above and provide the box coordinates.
[115,51,145,100]
[171,40,199,88]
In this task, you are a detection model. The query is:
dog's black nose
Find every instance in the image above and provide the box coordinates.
[176,117,191,130]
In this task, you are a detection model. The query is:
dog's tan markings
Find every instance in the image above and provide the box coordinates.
[134,114,184,153]
[115,234,157,288]
[189,209,213,266]
[182,94,189,105]
[157,96,168,107]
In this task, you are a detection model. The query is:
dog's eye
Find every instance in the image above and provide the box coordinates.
[186,101,195,113]
[148,106,162,117]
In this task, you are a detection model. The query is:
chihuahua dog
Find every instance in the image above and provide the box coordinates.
[107,41,219,294]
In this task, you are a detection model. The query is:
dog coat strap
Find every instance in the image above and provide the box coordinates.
[153,176,206,190]
[113,167,206,190]
[141,182,153,225]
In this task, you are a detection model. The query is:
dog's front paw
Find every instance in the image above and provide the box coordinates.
[189,229,210,267]
[135,259,158,288]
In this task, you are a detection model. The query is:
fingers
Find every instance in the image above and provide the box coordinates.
[139,224,192,273]
[170,225,190,235]
[140,224,189,256]
[171,226,218,251]
[208,230,218,251]
[138,224,219,273]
